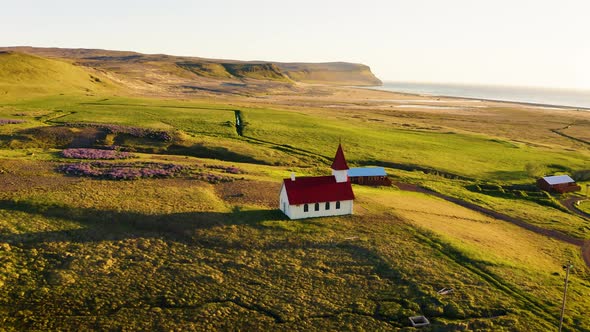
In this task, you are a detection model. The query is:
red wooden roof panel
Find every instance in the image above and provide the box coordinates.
[283,175,355,204]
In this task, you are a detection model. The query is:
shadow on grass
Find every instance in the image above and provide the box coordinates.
[0,200,492,325]
[17,126,107,148]
[0,199,285,245]
[0,199,432,295]
[167,143,270,165]
[482,170,527,181]
[242,136,332,162]
[0,133,34,147]
[0,199,422,292]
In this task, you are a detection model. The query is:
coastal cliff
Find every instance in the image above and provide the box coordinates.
[0,47,382,93]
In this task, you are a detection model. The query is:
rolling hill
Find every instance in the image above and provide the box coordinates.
[0,51,114,97]
[0,47,382,98]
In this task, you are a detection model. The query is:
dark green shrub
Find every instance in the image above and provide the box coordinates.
[377,302,403,320]
[572,170,590,181]
[422,302,444,317]
[443,301,465,319]
[525,162,546,178]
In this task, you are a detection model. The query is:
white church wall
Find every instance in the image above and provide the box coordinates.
[332,169,348,183]
[285,199,353,220]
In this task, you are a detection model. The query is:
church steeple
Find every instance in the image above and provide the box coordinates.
[331,144,349,183]
[331,144,349,170]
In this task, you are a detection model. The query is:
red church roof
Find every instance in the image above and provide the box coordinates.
[283,176,355,205]
[331,144,349,170]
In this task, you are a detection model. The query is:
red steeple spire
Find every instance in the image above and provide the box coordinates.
[331,144,349,170]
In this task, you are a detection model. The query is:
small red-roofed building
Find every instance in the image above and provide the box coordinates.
[537,175,581,193]
[279,144,355,219]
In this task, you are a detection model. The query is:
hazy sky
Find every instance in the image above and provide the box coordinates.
[2,0,589,89]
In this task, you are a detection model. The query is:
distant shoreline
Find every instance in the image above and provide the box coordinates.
[359,83,590,112]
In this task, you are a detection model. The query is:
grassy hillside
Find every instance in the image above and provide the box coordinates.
[222,63,289,81]
[176,62,291,82]
[0,52,114,98]
[1,95,588,239]
[15,96,586,180]
[0,152,588,330]
[1,72,589,330]
[177,62,233,79]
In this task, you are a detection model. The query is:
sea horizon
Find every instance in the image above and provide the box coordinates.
[372,81,590,110]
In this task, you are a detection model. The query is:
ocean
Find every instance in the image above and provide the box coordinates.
[373,82,590,109]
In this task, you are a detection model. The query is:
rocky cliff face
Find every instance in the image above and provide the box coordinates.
[277,62,382,86]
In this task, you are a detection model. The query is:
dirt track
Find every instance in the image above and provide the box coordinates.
[561,197,590,219]
[395,182,590,270]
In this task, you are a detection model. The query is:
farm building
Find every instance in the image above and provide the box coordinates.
[348,167,391,186]
[537,175,581,193]
[279,144,355,219]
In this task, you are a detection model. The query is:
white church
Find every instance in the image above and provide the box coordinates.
[279,144,355,219]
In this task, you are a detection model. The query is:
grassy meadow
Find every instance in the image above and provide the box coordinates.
[1,79,590,330]
[2,95,588,176]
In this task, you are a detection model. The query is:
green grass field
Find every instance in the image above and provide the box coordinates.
[2,95,588,178]
[0,154,588,330]
[579,200,590,214]
[1,63,590,330]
